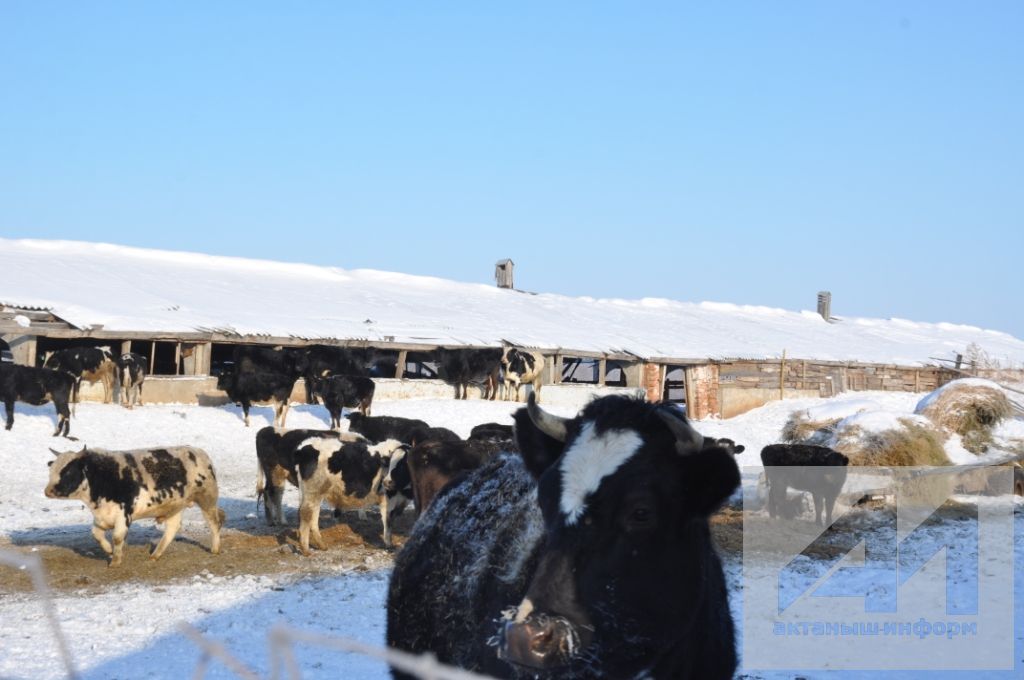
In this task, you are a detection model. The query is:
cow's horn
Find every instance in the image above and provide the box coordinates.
[527,393,568,442]
[48,448,63,457]
[656,407,704,453]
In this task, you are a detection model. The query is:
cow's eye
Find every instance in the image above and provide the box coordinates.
[47,461,53,467]
[625,505,655,531]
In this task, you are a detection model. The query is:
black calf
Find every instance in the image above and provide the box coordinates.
[761,443,849,526]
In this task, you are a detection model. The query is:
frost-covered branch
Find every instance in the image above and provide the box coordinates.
[0,549,78,679]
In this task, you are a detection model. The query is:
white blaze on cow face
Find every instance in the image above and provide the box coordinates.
[558,423,643,525]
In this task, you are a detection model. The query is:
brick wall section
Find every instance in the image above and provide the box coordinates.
[687,364,720,420]
[642,363,661,402]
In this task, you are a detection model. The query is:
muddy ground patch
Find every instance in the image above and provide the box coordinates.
[0,509,416,594]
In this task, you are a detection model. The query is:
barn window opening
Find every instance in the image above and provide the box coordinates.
[663,365,687,404]
[605,361,628,387]
[148,341,180,376]
[403,351,439,379]
[562,357,600,384]
[210,343,237,376]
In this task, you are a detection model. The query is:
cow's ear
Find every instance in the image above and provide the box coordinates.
[678,447,740,516]
[513,395,569,479]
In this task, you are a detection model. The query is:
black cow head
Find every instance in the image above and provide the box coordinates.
[45,446,90,499]
[499,394,740,676]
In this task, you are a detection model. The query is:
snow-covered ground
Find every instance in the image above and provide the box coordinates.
[0,393,1020,679]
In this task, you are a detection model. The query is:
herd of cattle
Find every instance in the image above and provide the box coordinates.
[0,344,545,437]
[8,343,867,679]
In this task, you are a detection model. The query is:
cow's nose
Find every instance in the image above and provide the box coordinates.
[498,615,576,670]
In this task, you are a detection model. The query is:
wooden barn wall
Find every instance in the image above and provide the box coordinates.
[707,360,1024,419]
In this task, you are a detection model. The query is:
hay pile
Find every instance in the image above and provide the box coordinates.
[784,410,950,467]
[915,379,1013,454]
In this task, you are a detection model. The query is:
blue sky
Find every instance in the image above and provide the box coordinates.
[2,2,1022,338]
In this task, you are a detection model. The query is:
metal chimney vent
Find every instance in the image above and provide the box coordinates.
[495,259,514,289]
[817,291,832,320]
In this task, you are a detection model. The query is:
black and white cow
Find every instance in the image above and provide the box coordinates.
[217,370,296,427]
[293,435,407,552]
[435,347,503,400]
[320,374,375,428]
[45,446,225,567]
[256,426,408,547]
[43,346,118,407]
[116,352,147,409]
[255,426,348,526]
[1,363,75,437]
[761,443,849,526]
[501,347,545,403]
[345,413,430,444]
[388,394,740,679]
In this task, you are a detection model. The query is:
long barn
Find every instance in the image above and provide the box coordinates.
[3,238,1023,417]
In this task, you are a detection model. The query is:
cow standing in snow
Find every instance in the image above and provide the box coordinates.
[761,443,849,526]
[387,394,740,678]
[319,374,375,428]
[45,446,225,567]
[1,363,75,437]
[293,435,407,552]
[256,426,407,548]
[116,352,147,408]
[435,347,503,400]
[501,347,545,403]
[255,426,351,526]
[217,370,296,427]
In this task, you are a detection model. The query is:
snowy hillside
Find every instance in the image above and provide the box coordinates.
[3,238,1024,364]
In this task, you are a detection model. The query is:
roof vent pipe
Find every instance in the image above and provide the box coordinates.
[495,259,514,289]
[817,291,832,321]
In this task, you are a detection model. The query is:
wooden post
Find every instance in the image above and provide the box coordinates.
[914,370,920,392]
[174,343,181,376]
[121,340,131,356]
[553,355,563,384]
[150,341,156,375]
[598,357,607,386]
[197,342,212,376]
[801,360,806,390]
[395,350,408,379]
[684,366,696,413]
[779,349,787,400]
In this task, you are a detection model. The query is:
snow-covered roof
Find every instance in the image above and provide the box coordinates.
[2,238,1023,366]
